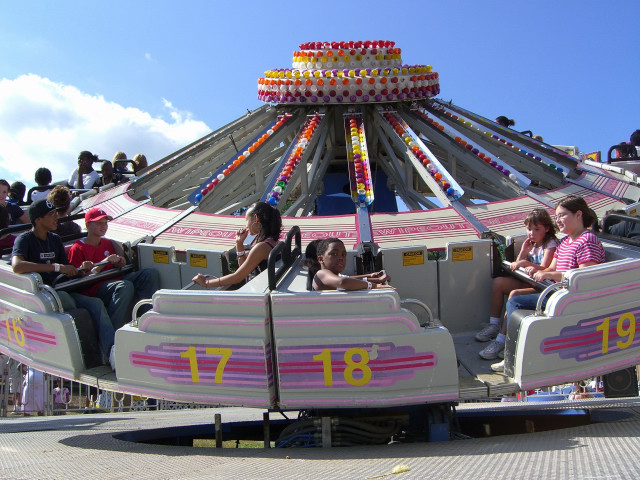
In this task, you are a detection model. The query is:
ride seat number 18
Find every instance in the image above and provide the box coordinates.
[313,348,372,386]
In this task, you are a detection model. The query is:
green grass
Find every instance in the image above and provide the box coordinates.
[192,439,274,448]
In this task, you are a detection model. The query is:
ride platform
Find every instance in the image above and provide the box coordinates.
[1,399,639,479]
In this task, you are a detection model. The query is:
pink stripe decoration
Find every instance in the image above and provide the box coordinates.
[277,341,437,390]
[81,182,130,209]
[274,294,398,312]
[0,286,47,312]
[274,315,419,332]
[569,262,640,293]
[540,307,640,361]
[129,341,271,389]
[370,207,480,248]
[139,314,264,331]
[0,316,58,354]
[154,296,267,310]
[555,281,640,316]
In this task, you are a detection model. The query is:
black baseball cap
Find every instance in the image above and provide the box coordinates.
[29,199,62,224]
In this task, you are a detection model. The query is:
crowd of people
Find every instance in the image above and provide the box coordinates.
[2,150,154,377]
[0,150,149,250]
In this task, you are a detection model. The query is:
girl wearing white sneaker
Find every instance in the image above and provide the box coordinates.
[477,208,558,359]
[491,195,606,371]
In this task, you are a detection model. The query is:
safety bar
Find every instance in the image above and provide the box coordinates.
[400,298,435,328]
[535,281,566,316]
[284,224,302,264]
[608,144,640,163]
[501,260,554,291]
[53,265,135,292]
[268,225,301,290]
[131,299,152,328]
[40,284,64,312]
[602,213,640,234]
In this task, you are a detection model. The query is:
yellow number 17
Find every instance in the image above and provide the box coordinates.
[180,347,232,384]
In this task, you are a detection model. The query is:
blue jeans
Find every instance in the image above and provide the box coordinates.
[96,268,160,331]
[505,293,548,330]
[58,290,115,364]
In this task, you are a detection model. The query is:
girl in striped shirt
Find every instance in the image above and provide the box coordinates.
[491,195,605,372]
[533,195,605,282]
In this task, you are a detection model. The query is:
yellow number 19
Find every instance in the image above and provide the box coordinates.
[596,312,636,354]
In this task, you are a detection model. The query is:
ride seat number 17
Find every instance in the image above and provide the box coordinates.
[180,346,232,384]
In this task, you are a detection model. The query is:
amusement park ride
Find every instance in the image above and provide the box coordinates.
[2,40,640,442]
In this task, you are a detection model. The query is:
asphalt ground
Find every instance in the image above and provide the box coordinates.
[1,398,639,480]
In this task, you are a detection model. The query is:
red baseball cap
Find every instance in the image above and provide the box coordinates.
[85,207,113,224]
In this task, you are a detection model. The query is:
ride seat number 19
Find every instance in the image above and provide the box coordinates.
[596,312,636,354]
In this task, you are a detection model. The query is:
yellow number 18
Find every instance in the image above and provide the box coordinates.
[312,347,372,387]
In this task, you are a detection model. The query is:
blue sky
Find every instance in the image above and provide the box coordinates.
[1,1,638,190]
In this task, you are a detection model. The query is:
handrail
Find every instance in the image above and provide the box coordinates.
[400,298,434,328]
[0,213,85,240]
[131,299,152,328]
[26,185,54,204]
[284,224,302,264]
[268,225,301,290]
[608,144,640,163]
[267,242,286,291]
[602,213,640,234]
[53,265,135,292]
[0,222,31,237]
[501,260,554,291]
[535,281,566,316]
[40,284,64,312]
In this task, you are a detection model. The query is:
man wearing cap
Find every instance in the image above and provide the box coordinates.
[68,151,100,190]
[68,207,159,330]
[11,199,116,368]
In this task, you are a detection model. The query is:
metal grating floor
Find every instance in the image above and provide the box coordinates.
[1,400,639,480]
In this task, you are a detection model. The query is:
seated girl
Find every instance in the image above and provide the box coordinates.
[491,195,606,372]
[192,202,281,289]
[476,208,558,359]
[304,238,392,291]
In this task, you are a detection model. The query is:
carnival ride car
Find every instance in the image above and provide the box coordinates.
[2,42,640,434]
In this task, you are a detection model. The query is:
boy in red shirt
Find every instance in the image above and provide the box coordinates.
[68,208,160,330]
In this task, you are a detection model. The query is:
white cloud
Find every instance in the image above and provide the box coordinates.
[0,74,210,187]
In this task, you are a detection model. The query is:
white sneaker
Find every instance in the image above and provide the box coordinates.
[475,323,500,342]
[109,345,116,371]
[491,360,505,372]
[479,340,505,360]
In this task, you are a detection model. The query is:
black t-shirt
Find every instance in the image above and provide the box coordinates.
[12,230,68,285]
[6,202,25,225]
